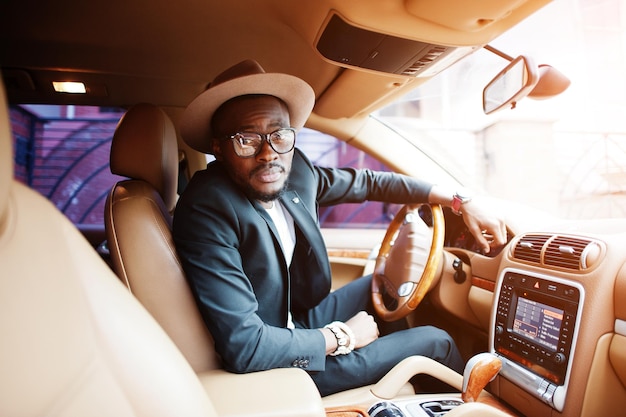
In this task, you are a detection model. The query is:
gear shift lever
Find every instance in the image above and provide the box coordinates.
[461,353,502,402]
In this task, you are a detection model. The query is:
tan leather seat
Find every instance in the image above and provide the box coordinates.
[0,82,217,417]
[105,103,219,373]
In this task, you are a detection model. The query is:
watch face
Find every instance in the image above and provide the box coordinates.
[454,192,471,202]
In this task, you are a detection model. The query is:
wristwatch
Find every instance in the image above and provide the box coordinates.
[451,192,472,216]
[326,324,350,355]
[325,321,355,356]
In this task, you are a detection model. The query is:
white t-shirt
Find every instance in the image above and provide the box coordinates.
[264,201,296,328]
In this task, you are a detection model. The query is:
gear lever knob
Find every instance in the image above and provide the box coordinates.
[461,353,502,402]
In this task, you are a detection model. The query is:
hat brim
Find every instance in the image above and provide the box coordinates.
[181,73,315,154]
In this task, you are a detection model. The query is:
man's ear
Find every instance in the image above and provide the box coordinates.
[211,139,223,160]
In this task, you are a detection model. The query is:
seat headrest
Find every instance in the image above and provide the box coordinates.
[0,81,13,230]
[110,103,179,211]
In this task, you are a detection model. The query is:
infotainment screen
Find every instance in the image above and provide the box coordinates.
[493,270,584,411]
[512,296,564,352]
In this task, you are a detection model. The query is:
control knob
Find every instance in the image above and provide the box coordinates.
[554,352,566,365]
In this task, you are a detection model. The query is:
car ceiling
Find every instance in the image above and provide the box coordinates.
[0,0,552,122]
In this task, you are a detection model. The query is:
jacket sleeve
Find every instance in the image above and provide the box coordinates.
[292,149,434,206]
[173,167,327,373]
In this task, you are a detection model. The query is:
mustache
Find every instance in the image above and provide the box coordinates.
[249,162,285,177]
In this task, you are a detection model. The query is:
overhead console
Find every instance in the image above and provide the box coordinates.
[490,268,584,411]
[316,13,478,78]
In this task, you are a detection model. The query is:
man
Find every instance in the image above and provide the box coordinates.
[173,60,507,396]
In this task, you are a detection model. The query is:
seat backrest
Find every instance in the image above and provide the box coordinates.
[0,82,217,416]
[105,103,219,373]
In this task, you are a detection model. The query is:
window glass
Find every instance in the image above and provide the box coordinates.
[377,0,626,220]
[297,128,399,229]
[9,105,125,225]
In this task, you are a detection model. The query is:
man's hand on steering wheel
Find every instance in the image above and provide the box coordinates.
[458,200,508,254]
[428,185,507,254]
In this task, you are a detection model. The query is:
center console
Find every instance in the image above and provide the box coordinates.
[369,398,463,417]
[490,268,584,411]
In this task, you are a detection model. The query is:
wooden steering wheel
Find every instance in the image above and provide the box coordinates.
[371,204,445,322]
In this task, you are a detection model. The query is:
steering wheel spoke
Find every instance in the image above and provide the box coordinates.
[372,204,445,321]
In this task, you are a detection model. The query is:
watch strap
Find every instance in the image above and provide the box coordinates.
[452,192,472,215]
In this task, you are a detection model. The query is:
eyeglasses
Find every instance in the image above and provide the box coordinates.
[222,128,296,158]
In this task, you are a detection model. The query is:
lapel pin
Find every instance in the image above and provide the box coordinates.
[292,197,300,204]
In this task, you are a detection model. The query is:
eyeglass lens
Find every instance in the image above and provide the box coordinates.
[230,128,295,157]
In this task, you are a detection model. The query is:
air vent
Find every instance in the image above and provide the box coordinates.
[544,236,600,270]
[512,234,550,264]
[400,46,448,76]
[512,233,602,271]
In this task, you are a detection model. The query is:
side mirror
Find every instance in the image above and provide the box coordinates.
[483,55,539,114]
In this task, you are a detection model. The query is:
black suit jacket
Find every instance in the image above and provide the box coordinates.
[173,148,431,373]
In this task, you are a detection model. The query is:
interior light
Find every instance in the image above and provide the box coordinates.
[52,81,87,94]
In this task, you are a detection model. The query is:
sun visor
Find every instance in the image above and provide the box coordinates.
[314,69,410,119]
[404,0,538,32]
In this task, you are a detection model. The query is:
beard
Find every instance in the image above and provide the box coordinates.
[225,161,289,203]
[247,183,287,203]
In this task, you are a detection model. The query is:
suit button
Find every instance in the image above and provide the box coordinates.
[291,358,310,368]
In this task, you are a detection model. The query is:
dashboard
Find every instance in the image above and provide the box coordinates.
[394,205,626,416]
[485,227,623,417]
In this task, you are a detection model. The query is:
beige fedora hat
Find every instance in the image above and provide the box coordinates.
[181,59,315,154]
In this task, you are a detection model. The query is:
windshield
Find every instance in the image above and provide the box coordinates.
[377,0,626,220]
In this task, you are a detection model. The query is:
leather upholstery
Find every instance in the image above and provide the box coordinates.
[0,89,11,230]
[610,263,626,387]
[0,82,218,416]
[105,103,219,372]
[110,103,179,211]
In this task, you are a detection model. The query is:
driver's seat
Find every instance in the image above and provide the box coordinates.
[104,103,219,373]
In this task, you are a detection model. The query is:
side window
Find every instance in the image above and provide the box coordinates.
[9,105,125,226]
[9,108,395,231]
[297,128,399,229]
